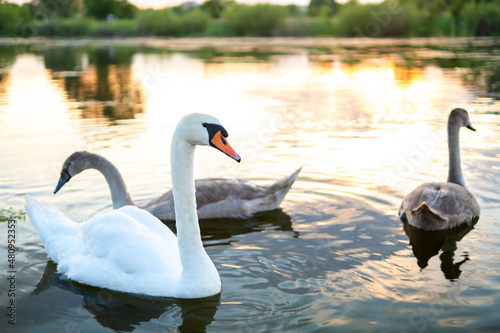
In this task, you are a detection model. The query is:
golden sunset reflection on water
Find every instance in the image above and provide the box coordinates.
[1,43,497,212]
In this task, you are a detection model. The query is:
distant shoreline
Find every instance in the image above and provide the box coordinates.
[0,36,498,49]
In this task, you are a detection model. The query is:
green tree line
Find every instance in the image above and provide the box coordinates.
[1,0,499,37]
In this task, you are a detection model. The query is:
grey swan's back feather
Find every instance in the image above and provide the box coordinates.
[146,168,302,219]
[398,108,480,230]
[54,151,301,220]
[398,182,480,230]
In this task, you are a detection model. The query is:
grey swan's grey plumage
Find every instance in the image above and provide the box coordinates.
[54,152,301,220]
[398,108,480,230]
[25,113,242,298]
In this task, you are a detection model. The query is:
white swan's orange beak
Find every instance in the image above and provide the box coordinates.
[210,131,241,162]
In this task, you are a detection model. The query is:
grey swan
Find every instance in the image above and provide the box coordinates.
[54,152,300,220]
[398,108,480,230]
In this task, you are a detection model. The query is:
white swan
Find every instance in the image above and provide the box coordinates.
[25,113,241,298]
[398,108,480,230]
[53,152,300,220]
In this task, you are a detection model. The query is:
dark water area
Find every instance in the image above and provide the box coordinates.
[0,37,499,332]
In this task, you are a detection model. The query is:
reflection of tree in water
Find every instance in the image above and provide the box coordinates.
[0,71,8,96]
[485,66,500,97]
[43,46,144,121]
[458,64,500,100]
[0,45,19,97]
[402,218,478,281]
[0,45,20,68]
[432,46,500,100]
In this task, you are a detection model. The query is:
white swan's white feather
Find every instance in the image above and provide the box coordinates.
[26,194,183,296]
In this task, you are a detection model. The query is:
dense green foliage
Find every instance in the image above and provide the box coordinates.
[1,0,500,37]
[136,8,210,36]
[84,0,138,20]
[201,0,235,18]
[221,4,289,36]
[307,0,338,17]
[0,2,32,36]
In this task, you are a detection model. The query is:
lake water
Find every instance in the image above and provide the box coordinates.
[0,37,499,332]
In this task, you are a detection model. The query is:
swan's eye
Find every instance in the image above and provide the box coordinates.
[202,123,208,128]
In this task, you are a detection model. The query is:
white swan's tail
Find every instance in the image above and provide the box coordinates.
[24,195,79,262]
[268,167,302,207]
[25,194,52,244]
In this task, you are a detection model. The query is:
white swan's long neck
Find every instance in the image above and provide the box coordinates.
[170,133,219,285]
[447,121,466,187]
[92,155,135,208]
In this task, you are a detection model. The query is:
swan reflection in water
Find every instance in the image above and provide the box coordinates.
[166,208,298,245]
[30,209,294,332]
[402,217,479,280]
[32,260,220,332]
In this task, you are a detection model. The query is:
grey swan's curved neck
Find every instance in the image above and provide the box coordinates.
[447,117,466,187]
[91,154,135,208]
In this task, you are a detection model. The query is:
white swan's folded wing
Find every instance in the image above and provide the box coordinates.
[25,196,182,296]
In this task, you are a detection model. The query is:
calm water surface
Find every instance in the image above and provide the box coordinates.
[0,37,499,332]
